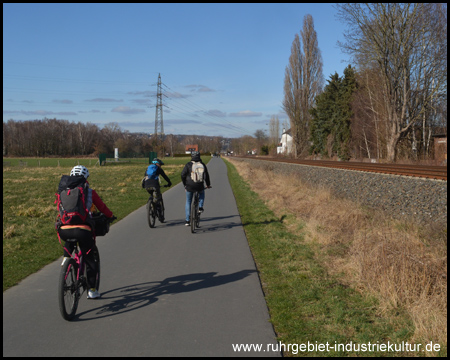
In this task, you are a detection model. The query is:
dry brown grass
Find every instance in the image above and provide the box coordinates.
[228,158,447,349]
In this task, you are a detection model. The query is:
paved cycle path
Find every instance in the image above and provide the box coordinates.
[3,158,280,357]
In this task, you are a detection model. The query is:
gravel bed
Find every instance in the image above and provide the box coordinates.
[232,158,447,226]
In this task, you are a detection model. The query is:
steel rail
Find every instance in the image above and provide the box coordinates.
[234,156,447,181]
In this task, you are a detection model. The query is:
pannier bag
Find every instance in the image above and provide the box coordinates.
[91,212,110,236]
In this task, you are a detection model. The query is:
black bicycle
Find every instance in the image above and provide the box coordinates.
[146,186,168,228]
[58,213,115,321]
[190,187,210,233]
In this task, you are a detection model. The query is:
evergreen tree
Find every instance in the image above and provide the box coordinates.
[309,72,341,156]
[309,65,357,159]
[334,65,357,160]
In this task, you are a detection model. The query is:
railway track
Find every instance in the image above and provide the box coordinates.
[235,156,447,181]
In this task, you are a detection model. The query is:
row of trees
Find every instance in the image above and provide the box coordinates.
[3,118,102,157]
[2,118,225,157]
[283,4,447,162]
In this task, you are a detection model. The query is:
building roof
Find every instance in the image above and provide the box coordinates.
[185,144,198,151]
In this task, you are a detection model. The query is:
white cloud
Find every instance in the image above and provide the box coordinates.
[229,110,262,117]
[85,98,123,102]
[111,106,145,115]
[205,109,226,117]
[3,110,77,116]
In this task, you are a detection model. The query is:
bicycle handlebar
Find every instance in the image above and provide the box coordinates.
[93,212,117,224]
[183,185,212,191]
[108,215,117,223]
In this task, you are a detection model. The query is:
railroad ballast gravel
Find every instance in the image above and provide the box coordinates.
[232,158,447,226]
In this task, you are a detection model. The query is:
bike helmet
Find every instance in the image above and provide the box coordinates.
[152,158,164,166]
[70,165,89,179]
[191,151,201,162]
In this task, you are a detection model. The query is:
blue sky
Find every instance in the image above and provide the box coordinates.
[3,3,350,138]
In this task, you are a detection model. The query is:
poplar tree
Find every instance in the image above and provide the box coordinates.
[283,14,324,157]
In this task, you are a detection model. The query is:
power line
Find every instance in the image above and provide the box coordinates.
[4,65,262,137]
[161,81,254,137]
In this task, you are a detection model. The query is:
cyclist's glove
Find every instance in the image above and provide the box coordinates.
[109,215,117,223]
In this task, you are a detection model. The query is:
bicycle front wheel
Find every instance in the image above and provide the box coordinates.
[92,245,100,291]
[58,257,80,321]
[158,198,165,223]
[196,207,200,228]
[147,199,156,228]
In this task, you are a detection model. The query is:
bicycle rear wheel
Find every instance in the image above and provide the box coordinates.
[190,195,197,233]
[58,257,80,321]
[147,198,156,228]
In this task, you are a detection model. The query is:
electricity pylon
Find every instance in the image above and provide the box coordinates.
[154,73,164,140]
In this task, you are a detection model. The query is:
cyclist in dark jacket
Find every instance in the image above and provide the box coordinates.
[181,151,211,226]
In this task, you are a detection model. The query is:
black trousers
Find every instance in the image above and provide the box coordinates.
[146,186,162,203]
[60,228,98,289]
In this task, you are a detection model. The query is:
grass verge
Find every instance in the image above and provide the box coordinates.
[224,158,446,357]
[3,157,210,291]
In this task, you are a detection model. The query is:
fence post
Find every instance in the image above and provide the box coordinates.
[149,151,157,164]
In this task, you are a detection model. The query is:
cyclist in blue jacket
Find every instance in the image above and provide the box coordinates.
[142,159,172,221]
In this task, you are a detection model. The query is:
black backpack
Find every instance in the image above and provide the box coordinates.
[55,175,90,225]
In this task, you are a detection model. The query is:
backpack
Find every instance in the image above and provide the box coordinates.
[146,164,159,180]
[55,175,90,225]
[191,161,205,183]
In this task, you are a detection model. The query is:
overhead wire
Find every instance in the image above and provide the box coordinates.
[4,65,259,137]
[160,81,254,136]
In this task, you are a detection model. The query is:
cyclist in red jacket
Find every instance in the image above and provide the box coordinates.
[57,165,115,299]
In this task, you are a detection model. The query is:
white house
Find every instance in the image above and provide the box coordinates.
[277,128,293,155]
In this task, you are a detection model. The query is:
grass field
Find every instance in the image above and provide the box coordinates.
[3,156,200,291]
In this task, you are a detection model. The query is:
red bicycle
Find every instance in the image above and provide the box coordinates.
[58,213,115,321]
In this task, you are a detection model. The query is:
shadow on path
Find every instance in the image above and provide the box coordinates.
[75,270,256,321]
[163,215,243,233]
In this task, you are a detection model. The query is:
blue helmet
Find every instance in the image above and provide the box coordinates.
[152,158,164,165]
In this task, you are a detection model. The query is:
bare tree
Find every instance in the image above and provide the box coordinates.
[283,14,324,157]
[231,135,257,155]
[77,122,99,155]
[336,3,447,162]
[269,116,280,147]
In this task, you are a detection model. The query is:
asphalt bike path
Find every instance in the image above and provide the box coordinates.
[3,158,280,357]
